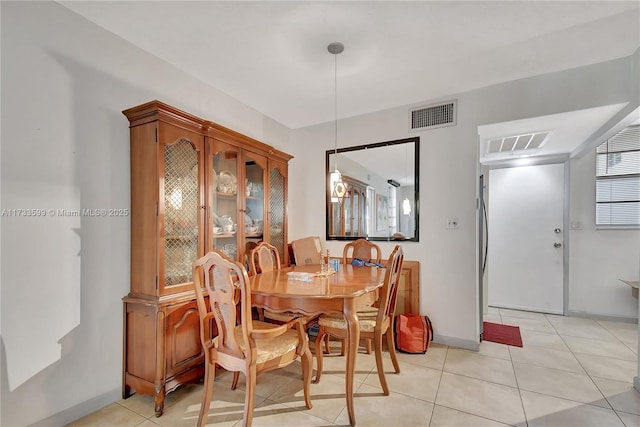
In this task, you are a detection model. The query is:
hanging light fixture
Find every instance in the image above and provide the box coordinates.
[402,143,412,215]
[329,42,348,203]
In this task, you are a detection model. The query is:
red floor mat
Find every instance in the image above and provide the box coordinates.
[482,321,523,347]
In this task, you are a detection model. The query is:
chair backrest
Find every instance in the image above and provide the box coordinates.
[192,251,252,361]
[342,238,382,264]
[250,241,281,275]
[291,236,324,265]
[376,245,404,325]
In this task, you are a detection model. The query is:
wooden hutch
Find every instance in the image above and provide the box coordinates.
[122,101,292,416]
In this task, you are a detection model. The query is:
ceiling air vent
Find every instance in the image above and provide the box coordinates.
[486,131,549,155]
[410,100,457,131]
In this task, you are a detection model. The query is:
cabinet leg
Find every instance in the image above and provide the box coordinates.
[154,387,165,417]
[122,384,132,399]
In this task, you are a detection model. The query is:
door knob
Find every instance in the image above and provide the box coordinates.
[554,242,562,248]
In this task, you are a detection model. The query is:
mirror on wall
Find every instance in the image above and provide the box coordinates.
[326,137,419,242]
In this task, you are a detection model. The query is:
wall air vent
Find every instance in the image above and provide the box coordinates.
[410,100,457,131]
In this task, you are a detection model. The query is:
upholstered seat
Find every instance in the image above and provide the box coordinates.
[232,320,300,363]
[318,310,379,333]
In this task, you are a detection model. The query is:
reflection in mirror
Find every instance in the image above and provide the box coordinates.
[326,137,419,242]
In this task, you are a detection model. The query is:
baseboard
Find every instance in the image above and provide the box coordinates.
[565,310,638,324]
[434,334,479,351]
[489,303,563,316]
[30,387,121,427]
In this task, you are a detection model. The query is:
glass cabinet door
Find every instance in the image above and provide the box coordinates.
[352,191,360,236]
[242,152,267,269]
[209,141,240,260]
[269,162,287,263]
[344,192,352,235]
[163,138,201,288]
[331,202,342,236]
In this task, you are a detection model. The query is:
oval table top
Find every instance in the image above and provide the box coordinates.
[249,264,385,299]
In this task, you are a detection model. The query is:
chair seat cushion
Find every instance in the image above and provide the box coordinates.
[234,320,300,363]
[318,309,379,333]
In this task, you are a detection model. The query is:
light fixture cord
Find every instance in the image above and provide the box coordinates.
[334,50,338,171]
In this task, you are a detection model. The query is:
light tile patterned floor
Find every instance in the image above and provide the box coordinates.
[67,309,640,426]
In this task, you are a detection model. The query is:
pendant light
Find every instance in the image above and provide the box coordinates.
[329,42,348,203]
[402,143,412,215]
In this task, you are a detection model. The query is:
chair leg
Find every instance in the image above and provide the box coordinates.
[197,363,215,427]
[365,338,372,354]
[324,334,331,354]
[340,338,346,356]
[231,371,240,390]
[301,344,313,409]
[386,327,401,374]
[373,330,390,395]
[314,329,326,384]
[243,364,257,427]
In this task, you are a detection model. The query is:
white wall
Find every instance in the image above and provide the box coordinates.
[290,50,640,353]
[570,149,640,318]
[0,2,291,426]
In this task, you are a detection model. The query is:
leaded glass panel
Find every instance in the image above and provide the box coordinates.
[164,139,199,286]
[269,169,285,260]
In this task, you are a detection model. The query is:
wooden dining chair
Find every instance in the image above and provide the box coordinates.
[249,242,292,322]
[335,238,383,355]
[314,245,404,395]
[342,238,382,264]
[192,251,312,427]
[250,241,331,353]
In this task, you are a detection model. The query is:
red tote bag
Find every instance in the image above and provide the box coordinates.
[395,313,434,354]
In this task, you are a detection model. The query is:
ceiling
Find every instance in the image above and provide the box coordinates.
[477,103,634,164]
[59,1,639,128]
[58,1,639,164]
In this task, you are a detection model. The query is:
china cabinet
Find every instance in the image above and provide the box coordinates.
[329,176,368,237]
[122,101,291,416]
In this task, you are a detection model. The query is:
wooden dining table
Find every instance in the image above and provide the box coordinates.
[248,263,386,426]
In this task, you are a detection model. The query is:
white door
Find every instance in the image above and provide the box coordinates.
[487,163,564,314]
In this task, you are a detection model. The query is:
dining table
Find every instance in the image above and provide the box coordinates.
[248,263,386,426]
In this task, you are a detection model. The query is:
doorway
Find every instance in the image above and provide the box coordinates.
[485,162,566,314]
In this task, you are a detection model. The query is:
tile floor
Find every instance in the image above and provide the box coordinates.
[68,308,640,426]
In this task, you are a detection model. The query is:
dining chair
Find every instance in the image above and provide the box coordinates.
[314,245,404,395]
[342,238,382,264]
[249,241,292,322]
[249,241,331,353]
[192,251,312,427]
[335,238,383,355]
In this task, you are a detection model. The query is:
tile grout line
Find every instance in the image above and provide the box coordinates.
[543,313,618,414]
[426,345,448,426]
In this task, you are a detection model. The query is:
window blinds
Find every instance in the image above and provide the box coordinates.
[595,124,640,226]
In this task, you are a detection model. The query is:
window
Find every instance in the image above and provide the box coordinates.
[595,124,640,226]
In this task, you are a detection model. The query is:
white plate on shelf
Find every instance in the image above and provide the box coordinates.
[217,170,237,194]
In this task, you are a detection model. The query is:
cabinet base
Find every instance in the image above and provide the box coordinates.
[123,364,205,417]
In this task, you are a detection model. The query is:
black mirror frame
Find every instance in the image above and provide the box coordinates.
[325,137,420,242]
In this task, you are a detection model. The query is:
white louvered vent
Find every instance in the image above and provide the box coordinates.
[486,131,549,155]
[410,100,457,131]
